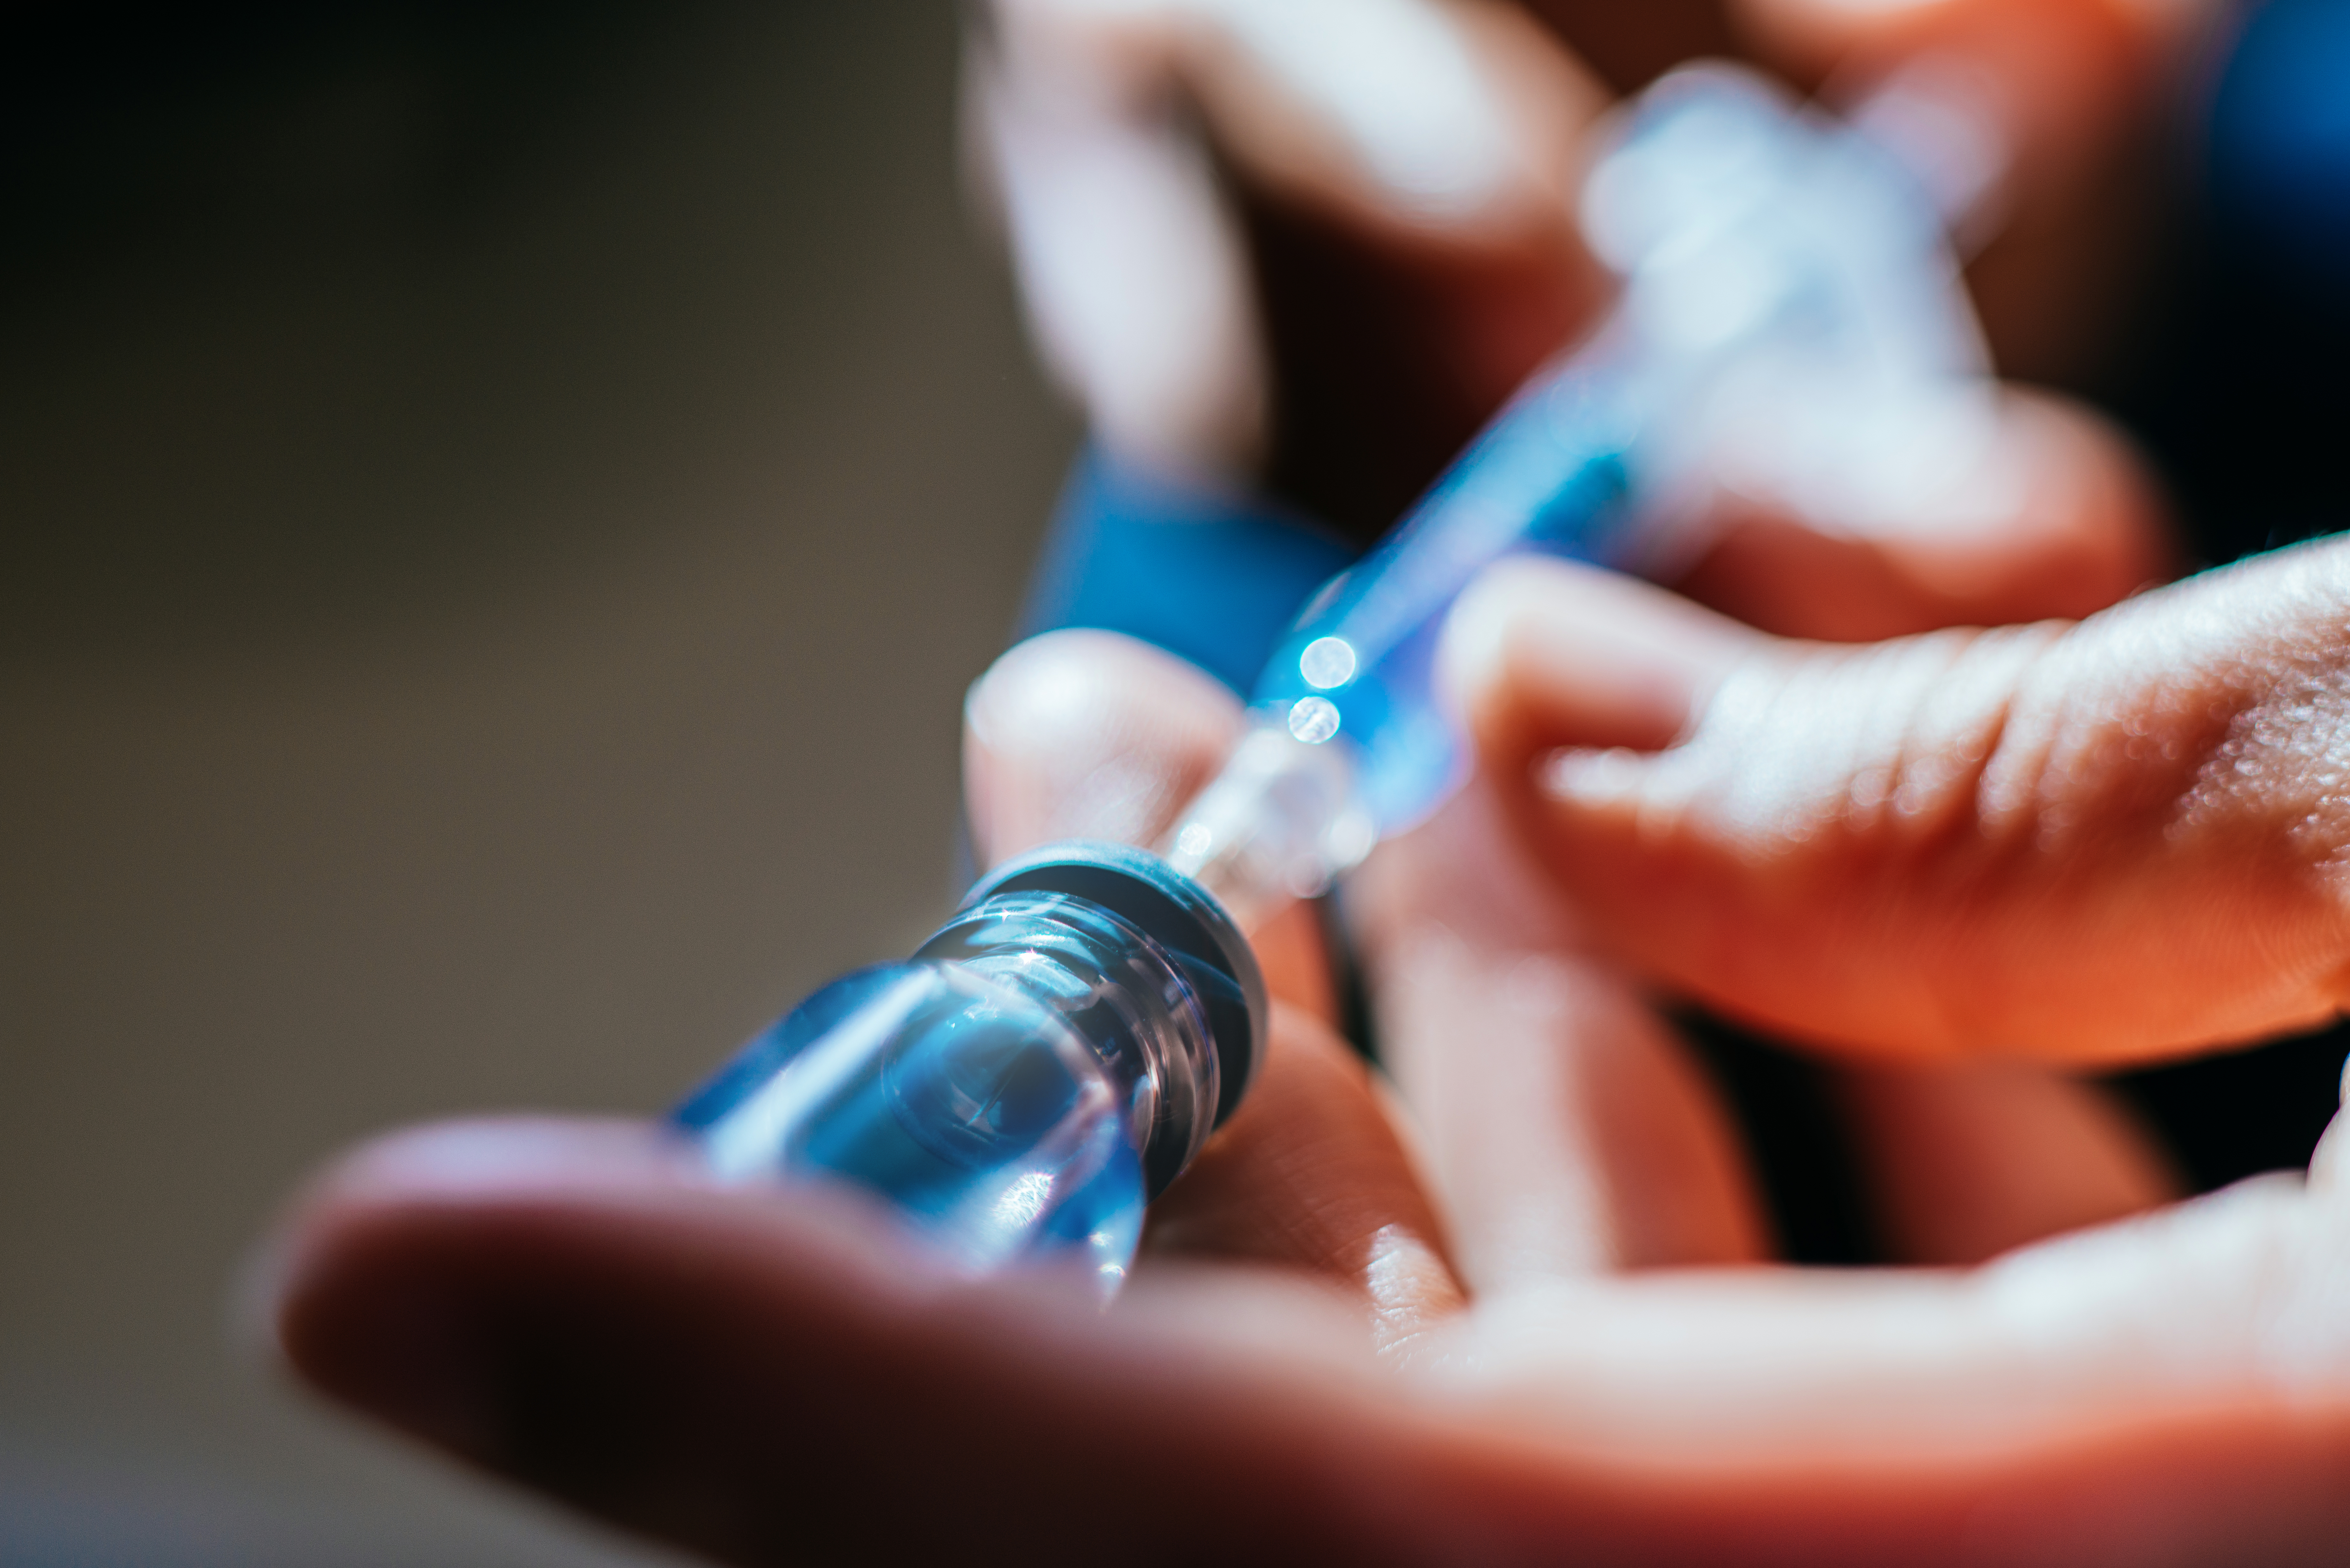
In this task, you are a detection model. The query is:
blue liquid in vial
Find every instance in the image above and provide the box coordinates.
[678,933,1164,1287]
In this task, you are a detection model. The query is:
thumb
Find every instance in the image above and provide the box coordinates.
[1446,545,2350,1067]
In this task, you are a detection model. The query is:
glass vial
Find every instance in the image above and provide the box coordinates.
[673,842,1264,1295]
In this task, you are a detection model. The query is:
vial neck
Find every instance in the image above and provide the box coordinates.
[914,891,1219,1196]
[1160,723,1369,933]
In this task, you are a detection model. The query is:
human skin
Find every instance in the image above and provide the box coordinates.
[271,583,2350,1564]
[272,417,2345,1565]
[974,0,2214,532]
[1452,542,2350,1070]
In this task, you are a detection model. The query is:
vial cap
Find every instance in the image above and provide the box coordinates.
[963,841,1266,1135]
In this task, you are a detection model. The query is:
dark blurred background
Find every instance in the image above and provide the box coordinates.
[1,3,1071,1561]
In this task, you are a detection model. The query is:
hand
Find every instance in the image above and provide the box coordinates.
[1451,535,2350,1072]
[272,574,2350,1563]
[261,9,2259,1547]
[974,0,2217,538]
[260,163,2256,1553]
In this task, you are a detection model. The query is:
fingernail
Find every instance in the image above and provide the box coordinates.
[1535,743,1656,808]
[1443,559,1744,754]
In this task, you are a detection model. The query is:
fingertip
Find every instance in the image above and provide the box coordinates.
[962,629,1242,861]
[1533,743,1660,814]
[965,630,1156,761]
[1442,557,1751,768]
[264,1118,702,1459]
[264,1114,973,1560]
[1673,388,2175,640]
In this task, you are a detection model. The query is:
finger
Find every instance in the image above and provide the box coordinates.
[1671,389,2176,643]
[1512,1,1745,94]
[974,0,1609,514]
[1144,1003,1466,1352]
[1212,0,1610,531]
[1449,541,2350,1065]
[1347,773,1770,1288]
[1626,295,2181,1252]
[270,1115,2350,1566]
[1431,1123,2350,1567]
[1732,0,2203,189]
[266,1117,1410,1567]
[963,627,1331,1020]
[965,629,1456,1303]
[969,6,1269,476]
[987,0,1603,267]
[1729,0,2217,376]
[1838,1061,2180,1264]
[964,628,1240,867]
[1645,317,2182,1246]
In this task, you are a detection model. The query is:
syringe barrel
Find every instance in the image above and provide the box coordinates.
[1155,357,1637,927]
[1251,354,1640,839]
[674,843,1263,1293]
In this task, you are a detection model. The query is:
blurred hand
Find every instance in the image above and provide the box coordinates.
[972,0,2217,537]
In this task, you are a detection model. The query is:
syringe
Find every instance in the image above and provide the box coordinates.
[1164,61,1994,933]
[671,63,1998,1293]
